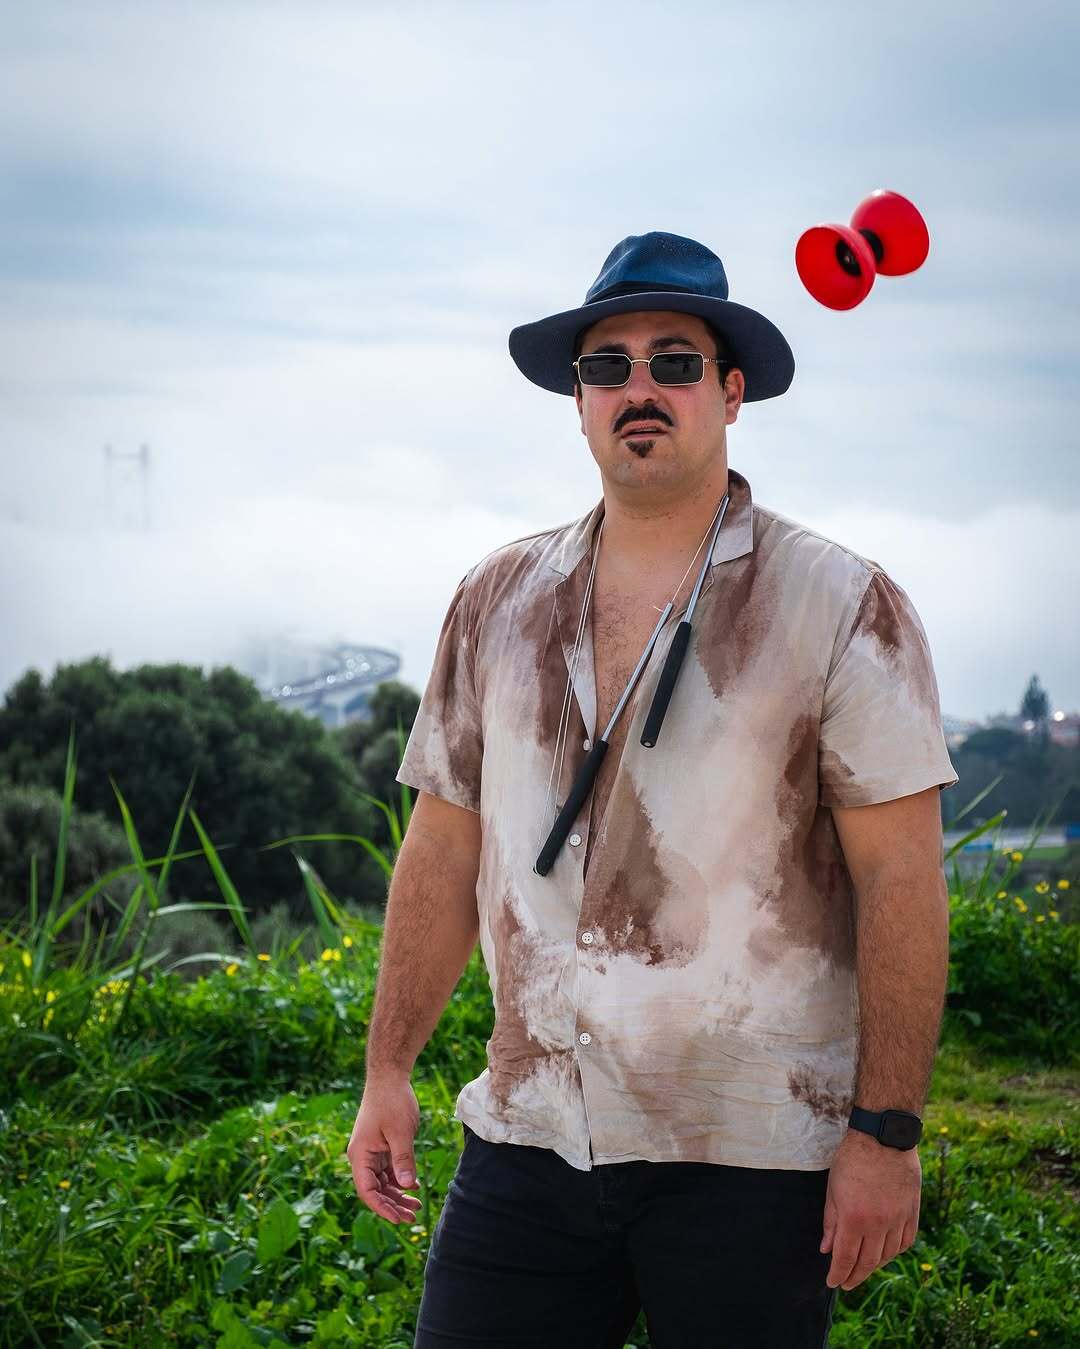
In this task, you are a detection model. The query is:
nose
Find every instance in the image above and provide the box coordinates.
[622,356,663,403]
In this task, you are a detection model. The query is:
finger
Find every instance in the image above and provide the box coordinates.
[377,1170,424,1203]
[380,1185,423,1214]
[380,1196,418,1222]
[899,1214,918,1252]
[372,1149,417,1192]
[380,1187,420,1208]
[826,1232,862,1289]
[843,1229,888,1289]
[365,1188,407,1222]
[355,1166,410,1223]
[879,1226,904,1266]
[391,1149,417,1188]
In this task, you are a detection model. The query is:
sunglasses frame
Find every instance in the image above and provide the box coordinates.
[573,350,732,387]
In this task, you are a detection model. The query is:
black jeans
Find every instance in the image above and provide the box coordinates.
[414,1122,839,1348]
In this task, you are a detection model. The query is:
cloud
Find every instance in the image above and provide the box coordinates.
[1,0,1077,720]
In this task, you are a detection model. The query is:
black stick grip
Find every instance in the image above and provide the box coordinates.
[534,739,609,876]
[640,620,692,748]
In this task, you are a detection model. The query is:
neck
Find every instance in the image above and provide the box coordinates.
[598,461,732,577]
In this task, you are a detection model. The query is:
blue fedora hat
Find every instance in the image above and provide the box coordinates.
[508,231,794,402]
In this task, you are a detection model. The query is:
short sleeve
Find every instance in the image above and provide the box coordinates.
[395,571,484,813]
[818,569,959,808]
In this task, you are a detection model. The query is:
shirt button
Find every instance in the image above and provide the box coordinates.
[578,1032,591,1045]
[581,932,594,944]
[569,832,582,847]
[583,738,592,751]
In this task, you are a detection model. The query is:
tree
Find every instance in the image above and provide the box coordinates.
[331,679,421,850]
[0,780,136,936]
[0,657,384,918]
[950,729,1077,829]
[1020,674,1050,729]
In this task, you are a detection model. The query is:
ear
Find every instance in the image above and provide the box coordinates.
[575,384,585,433]
[724,368,746,425]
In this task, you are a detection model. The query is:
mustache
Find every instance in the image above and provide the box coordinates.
[614,407,672,433]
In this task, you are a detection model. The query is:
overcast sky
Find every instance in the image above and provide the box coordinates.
[2,0,1077,725]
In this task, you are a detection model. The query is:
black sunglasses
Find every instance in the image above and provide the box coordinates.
[574,351,731,387]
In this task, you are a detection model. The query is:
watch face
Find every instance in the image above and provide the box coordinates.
[881,1112,922,1149]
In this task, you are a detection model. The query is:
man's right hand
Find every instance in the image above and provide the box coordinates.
[347,1077,425,1225]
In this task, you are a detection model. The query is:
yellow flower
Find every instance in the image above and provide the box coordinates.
[257,953,271,962]
[45,990,57,1004]
[1011,851,1023,862]
[979,1120,989,1128]
[409,1234,420,1243]
[58,1179,71,1190]
[320,949,333,962]
[21,951,31,969]
[17,1173,27,1180]
[1035,881,1050,894]
[938,1126,949,1134]
[343,935,354,948]
[1035,915,1045,923]
[1014,898,1028,913]
[1057,879,1070,890]
[996,890,1007,899]
[920,1261,933,1271]
[1049,910,1059,919]
[225,963,239,976]
[1028,1332,1039,1338]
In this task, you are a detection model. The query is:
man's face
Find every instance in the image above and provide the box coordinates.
[573,310,744,493]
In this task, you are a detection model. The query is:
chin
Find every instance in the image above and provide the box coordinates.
[621,435,663,457]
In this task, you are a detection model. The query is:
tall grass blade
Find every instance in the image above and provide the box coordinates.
[28,852,39,932]
[946,773,1004,827]
[108,775,162,913]
[29,725,79,985]
[396,715,413,834]
[188,808,256,953]
[155,770,198,903]
[944,810,1008,860]
[55,847,212,941]
[261,830,395,879]
[294,853,341,951]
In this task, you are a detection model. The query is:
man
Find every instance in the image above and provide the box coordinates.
[347,231,959,1348]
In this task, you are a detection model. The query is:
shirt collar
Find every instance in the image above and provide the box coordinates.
[547,466,755,578]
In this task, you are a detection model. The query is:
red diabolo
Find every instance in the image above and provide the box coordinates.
[795,189,930,309]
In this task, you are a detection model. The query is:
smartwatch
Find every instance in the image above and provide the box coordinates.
[847,1105,923,1150]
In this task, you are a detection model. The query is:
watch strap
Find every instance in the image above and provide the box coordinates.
[848,1105,923,1150]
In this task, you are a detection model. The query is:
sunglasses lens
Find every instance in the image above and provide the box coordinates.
[651,353,704,384]
[578,354,631,386]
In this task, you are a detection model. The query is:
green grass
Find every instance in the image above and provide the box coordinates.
[0,728,1076,1346]
[1,973,1075,1347]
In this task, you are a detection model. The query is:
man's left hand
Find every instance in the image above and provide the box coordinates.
[820,1127,922,1290]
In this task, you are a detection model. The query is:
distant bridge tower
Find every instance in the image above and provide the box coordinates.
[104,442,151,531]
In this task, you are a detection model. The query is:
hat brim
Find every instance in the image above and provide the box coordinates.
[508,291,794,401]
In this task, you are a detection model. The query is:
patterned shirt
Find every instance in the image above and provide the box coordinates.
[395,467,959,1172]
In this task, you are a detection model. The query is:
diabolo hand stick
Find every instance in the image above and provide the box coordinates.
[795,189,930,309]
